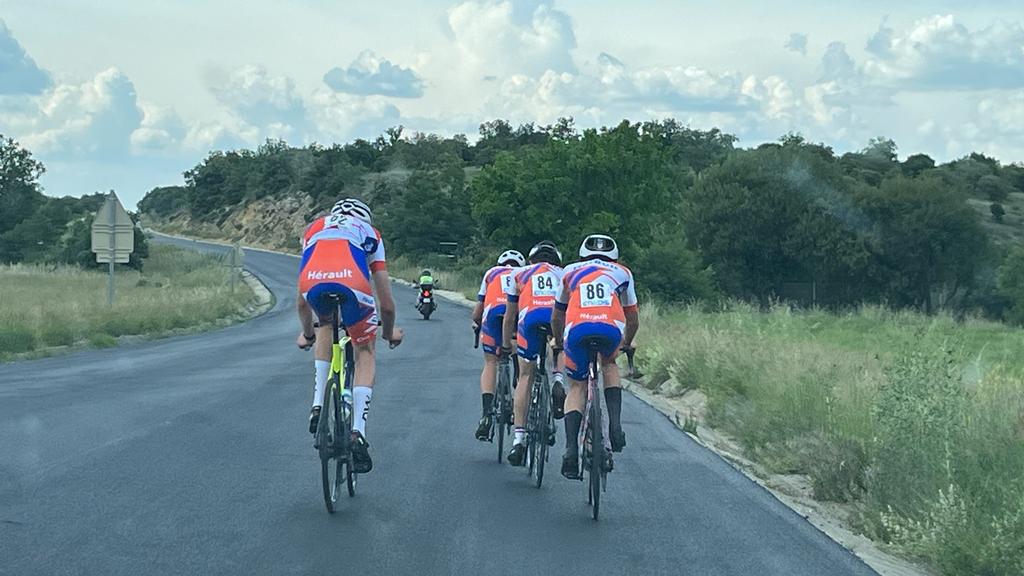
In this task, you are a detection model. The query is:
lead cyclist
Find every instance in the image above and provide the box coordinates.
[295,197,404,474]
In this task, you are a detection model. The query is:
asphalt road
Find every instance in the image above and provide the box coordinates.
[0,237,877,576]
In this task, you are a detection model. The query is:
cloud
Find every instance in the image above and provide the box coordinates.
[977,91,1024,136]
[130,103,187,153]
[862,15,1024,90]
[785,33,808,56]
[820,42,857,82]
[0,20,51,95]
[17,68,143,159]
[446,0,576,78]
[208,65,309,140]
[323,51,424,98]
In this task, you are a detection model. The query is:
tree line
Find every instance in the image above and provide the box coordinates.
[11,118,1020,323]
[0,136,148,269]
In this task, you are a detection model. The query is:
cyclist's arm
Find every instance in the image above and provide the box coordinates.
[296,286,315,336]
[472,302,484,327]
[551,306,566,348]
[502,301,517,349]
[371,270,397,339]
[623,305,639,348]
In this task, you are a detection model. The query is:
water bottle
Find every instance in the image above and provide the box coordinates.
[341,389,353,423]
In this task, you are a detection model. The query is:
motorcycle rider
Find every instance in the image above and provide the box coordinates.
[417,269,435,309]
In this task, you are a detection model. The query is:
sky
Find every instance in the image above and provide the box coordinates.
[1,0,1023,208]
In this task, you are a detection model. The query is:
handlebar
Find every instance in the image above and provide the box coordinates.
[621,346,642,378]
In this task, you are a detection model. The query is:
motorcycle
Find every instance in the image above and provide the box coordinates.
[416,285,437,320]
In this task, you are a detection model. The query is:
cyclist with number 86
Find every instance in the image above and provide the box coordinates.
[550,234,639,479]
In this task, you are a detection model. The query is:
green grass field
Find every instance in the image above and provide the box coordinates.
[636,303,1024,575]
[0,245,256,360]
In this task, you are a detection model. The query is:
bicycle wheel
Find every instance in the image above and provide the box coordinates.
[534,374,550,489]
[589,375,603,520]
[342,342,357,497]
[320,380,344,513]
[495,375,506,464]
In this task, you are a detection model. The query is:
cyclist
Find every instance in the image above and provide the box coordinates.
[550,234,639,479]
[296,198,405,474]
[472,249,526,440]
[502,240,567,466]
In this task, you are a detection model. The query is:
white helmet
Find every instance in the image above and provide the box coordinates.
[331,198,372,223]
[579,234,618,261]
[497,249,526,267]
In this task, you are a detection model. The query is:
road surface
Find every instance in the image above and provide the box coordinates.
[0,236,877,576]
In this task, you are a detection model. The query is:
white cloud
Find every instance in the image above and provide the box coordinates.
[323,51,424,98]
[17,68,143,159]
[862,15,1024,90]
[977,91,1024,136]
[130,103,186,153]
[208,65,309,140]
[0,20,50,95]
[446,0,576,78]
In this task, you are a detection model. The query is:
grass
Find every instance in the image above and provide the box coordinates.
[0,245,256,360]
[635,302,1024,575]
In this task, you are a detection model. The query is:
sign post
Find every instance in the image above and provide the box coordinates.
[91,192,135,305]
[229,242,244,293]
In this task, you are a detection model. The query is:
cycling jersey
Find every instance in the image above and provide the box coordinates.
[504,263,564,360]
[299,213,386,345]
[477,265,516,355]
[555,259,638,379]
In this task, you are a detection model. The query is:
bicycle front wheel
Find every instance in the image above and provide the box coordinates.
[320,382,344,513]
[535,375,551,488]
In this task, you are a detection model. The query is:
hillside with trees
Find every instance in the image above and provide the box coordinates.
[137,119,1024,324]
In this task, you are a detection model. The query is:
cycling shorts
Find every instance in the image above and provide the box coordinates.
[563,322,622,380]
[304,282,378,346]
[480,304,507,355]
[516,307,552,361]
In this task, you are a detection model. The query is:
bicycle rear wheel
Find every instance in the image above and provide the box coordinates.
[320,381,344,513]
[588,376,603,520]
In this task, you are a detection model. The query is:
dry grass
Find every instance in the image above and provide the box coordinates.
[634,302,1024,575]
[0,244,255,359]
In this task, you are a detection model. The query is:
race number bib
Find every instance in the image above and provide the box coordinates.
[501,273,515,292]
[532,272,558,297]
[580,281,611,308]
[324,213,348,228]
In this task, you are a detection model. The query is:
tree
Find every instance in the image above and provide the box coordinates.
[858,176,990,311]
[978,174,1011,202]
[0,135,45,236]
[901,153,935,177]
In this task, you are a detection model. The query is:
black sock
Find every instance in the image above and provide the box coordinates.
[481,393,494,417]
[564,410,582,453]
[605,387,622,433]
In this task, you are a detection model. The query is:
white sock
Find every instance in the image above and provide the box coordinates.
[313,360,330,408]
[514,427,526,445]
[353,386,373,436]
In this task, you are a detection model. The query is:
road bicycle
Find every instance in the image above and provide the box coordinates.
[312,293,357,513]
[524,325,556,488]
[474,323,515,463]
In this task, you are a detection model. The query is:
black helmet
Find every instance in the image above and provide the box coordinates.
[422,269,431,276]
[528,240,562,265]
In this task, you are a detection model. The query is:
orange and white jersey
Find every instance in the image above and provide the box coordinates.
[555,259,638,330]
[298,213,386,302]
[504,263,564,321]
[477,265,515,313]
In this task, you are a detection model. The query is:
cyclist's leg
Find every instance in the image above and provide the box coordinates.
[478,310,502,417]
[345,307,379,474]
[598,331,625,452]
[559,326,590,477]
